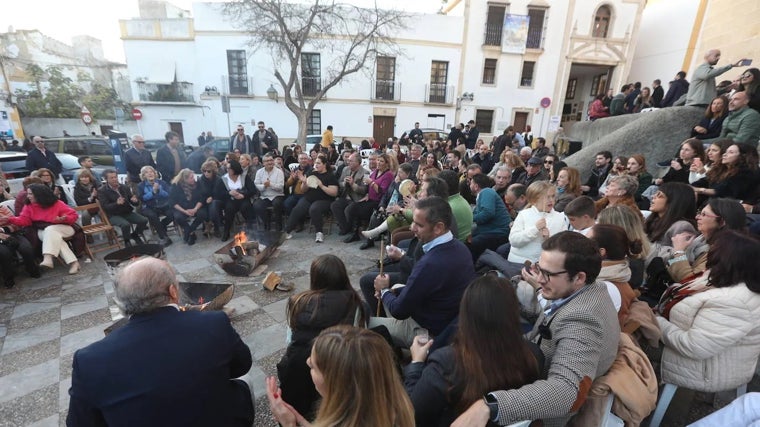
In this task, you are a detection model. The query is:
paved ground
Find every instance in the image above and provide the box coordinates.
[0,228,757,426]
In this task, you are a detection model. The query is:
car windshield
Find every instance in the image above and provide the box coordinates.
[56,155,81,170]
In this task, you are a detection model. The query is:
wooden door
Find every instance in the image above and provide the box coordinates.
[513,112,529,133]
[373,116,395,144]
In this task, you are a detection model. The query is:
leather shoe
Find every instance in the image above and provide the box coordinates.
[343,232,360,243]
[338,228,352,236]
[187,233,197,246]
[359,239,374,250]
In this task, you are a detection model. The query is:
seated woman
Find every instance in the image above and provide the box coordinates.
[0,203,40,288]
[37,168,68,205]
[691,95,729,140]
[213,160,256,241]
[625,154,652,202]
[587,224,643,327]
[343,153,393,244]
[169,169,207,246]
[198,159,223,238]
[1,184,80,274]
[284,155,338,244]
[692,142,758,202]
[688,139,731,184]
[506,181,568,277]
[737,68,760,113]
[595,174,644,221]
[666,198,746,283]
[137,166,173,246]
[417,153,442,182]
[404,275,541,426]
[656,231,760,395]
[644,182,697,246]
[653,139,706,188]
[598,155,628,195]
[276,255,367,420]
[73,169,99,227]
[361,163,415,244]
[597,205,652,288]
[554,167,582,212]
[588,93,610,120]
[268,325,415,427]
[489,149,525,180]
[0,172,11,203]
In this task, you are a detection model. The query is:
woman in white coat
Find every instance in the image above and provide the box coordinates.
[504,181,568,277]
[656,230,760,392]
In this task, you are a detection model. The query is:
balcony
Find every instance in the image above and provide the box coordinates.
[483,23,503,46]
[425,84,454,105]
[137,81,194,103]
[302,77,322,97]
[371,80,400,102]
[220,75,254,96]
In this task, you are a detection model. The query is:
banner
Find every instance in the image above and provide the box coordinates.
[502,14,530,54]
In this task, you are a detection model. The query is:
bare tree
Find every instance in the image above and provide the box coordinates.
[222,0,408,146]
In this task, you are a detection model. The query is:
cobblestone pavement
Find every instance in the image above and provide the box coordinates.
[0,228,757,426]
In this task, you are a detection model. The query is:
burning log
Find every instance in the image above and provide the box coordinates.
[215,230,287,277]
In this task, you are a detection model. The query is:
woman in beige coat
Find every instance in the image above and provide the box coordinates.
[656,230,760,392]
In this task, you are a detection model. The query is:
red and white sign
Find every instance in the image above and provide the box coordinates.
[80,105,93,125]
[131,108,143,120]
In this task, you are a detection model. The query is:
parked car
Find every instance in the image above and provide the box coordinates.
[0,151,29,194]
[57,153,108,183]
[42,135,130,166]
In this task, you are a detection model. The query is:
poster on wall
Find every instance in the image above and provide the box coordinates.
[502,14,530,54]
[0,111,11,138]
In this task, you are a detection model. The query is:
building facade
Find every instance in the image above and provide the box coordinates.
[120,0,645,146]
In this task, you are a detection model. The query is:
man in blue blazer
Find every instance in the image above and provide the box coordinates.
[26,135,63,179]
[67,258,255,427]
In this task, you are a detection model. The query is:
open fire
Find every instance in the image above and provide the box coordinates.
[234,231,248,255]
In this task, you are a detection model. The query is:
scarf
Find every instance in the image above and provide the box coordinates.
[180,180,196,201]
[599,260,632,284]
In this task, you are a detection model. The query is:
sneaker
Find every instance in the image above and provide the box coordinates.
[315,232,324,243]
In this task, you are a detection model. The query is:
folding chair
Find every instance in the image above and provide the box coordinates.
[73,200,121,259]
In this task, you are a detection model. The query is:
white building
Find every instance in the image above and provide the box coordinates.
[120,0,645,147]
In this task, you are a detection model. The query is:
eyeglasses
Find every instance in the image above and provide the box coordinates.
[202,170,212,173]
[534,263,568,282]
[696,209,720,219]
[544,161,553,165]
[237,128,244,132]
[258,126,265,129]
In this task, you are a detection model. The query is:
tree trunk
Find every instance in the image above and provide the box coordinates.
[296,111,309,150]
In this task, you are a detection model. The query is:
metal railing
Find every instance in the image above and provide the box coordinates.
[137,82,194,103]
[371,80,400,101]
[221,75,254,96]
[484,23,503,46]
[426,84,454,104]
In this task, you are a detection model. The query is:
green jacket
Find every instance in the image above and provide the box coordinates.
[721,107,760,143]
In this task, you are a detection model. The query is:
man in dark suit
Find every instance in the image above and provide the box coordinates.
[25,135,63,179]
[156,131,187,182]
[67,257,255,427]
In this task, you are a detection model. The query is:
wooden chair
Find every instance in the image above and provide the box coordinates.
[74,200,121,259]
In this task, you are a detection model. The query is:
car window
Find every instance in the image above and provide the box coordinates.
[64,139,87,156]
[87,140,112,156]
[56,155,81,170]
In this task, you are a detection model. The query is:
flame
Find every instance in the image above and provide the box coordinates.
[234,231,248,255]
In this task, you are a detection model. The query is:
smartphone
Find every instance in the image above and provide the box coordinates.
[740,59,753,67]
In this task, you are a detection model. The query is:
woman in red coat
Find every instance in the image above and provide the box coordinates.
[1,184,80,274]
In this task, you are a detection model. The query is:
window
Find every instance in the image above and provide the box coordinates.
[484,4,506,46]
[593,5,611,38]
[301,53,321,97]
[227,50,248,95]
[475,109,494,134]
[520,61,535,87]
[375,56,396,100]
[307,109,321,135]
[429,61,449,103]
[482,59,497,84]
[526,8,546,49]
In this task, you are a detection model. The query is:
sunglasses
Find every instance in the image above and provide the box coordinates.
[544,161,553,165]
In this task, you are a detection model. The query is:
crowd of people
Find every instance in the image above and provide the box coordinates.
[5,46,760,426]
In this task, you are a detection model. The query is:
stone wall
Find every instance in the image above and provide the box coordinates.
[563,107,705,181]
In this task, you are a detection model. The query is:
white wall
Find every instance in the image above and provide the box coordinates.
[629,0,699,85]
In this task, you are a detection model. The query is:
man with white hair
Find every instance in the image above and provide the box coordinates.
[124,134,157,191]
[67,258,255,426]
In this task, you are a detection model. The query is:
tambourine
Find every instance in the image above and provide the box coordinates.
[306,175,320,189]
[399,179,415,197]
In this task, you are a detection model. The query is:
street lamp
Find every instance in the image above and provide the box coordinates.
[267,84,278,102]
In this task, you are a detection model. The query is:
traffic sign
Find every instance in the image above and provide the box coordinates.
[131,108,143,120]
[540,97,551,108]
[80,105,93,125]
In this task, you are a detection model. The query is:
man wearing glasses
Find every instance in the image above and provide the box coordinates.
[452,231,620,427]
[26,136,63,181]
[250,121,277,156]
[124,134,157,191]
[229,125,251,154]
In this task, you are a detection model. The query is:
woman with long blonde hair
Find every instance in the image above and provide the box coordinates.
[268,325,415,427]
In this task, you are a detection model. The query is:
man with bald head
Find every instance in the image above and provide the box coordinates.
[67,258,255,427]
[721,91,760,143]
[685,49,745,107]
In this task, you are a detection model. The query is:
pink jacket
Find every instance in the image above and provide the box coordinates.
[8,201,78,228]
